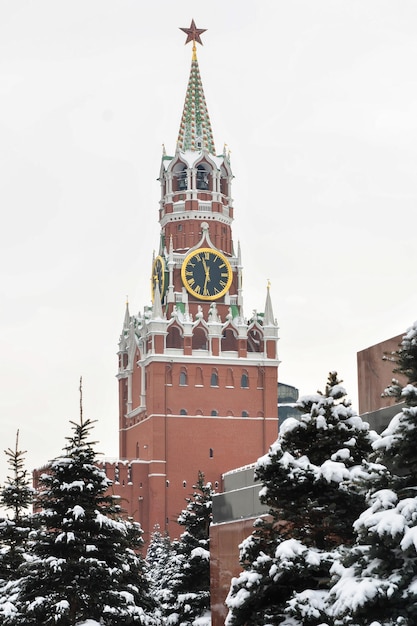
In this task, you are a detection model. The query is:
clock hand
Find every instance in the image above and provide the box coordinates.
[203,265,211,290]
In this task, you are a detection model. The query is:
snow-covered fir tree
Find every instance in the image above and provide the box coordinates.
[226,372,377,626]
[160,471,213,626]
[145,525,172,624]
[0,431,34,583]
[1,415,156,626]
[329,322,417,626]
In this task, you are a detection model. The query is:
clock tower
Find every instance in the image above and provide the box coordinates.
[113,22,279,539]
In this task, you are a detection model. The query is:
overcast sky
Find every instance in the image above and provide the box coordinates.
[0,1,416,483]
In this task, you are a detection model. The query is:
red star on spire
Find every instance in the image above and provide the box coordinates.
[180,19,207,46]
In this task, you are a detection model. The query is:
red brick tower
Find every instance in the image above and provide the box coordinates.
[111,21,279,540]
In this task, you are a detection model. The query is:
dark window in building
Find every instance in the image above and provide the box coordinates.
[211,370,219,387]
[248,328,263,353]
[211,409,218,416]
[166,325,183,349]
[180,408,187,415]
[196,165,209,190]
[178,170,187,190]
[242,410,249,417]
[179,369,187,386]
[220,172,228,196]
[192,326,207,350]
[222,328,238,352]
[241,371,249,388]
[209,448,214,458]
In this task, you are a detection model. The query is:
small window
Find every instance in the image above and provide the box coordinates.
[215,481,219,489]
[180,369,187,386]
[242,410,249,417]
[166,480,170,487]
[211,370,219,387]
[241,372,249,388]
[209,448,214,458]
[177,224,183,231]
[180,408,187,415]
[211,410,218,416]
[183,480,187,488]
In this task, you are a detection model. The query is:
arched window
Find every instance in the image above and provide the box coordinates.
[241,371,249,388]
[166,325,183,349]
[211,409,218,416]
[196,164,209,190]
[174,164,187,191]
[248,328,263,353]
[192,326,207,350]
[210,369,219,387]
[220,167,229,197]
[242,410,249,417]
[222,328,237,352]
[195,367,204,386]
[209,448,214,458]
[179,369,187,386]
[180,408,187,415]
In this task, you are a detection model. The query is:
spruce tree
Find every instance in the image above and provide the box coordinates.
[2,415,156,625]
[226,372,377,626]
[161,471,213,625]
[329,322,417,626]
[0,430,34,582]
[145,525,172,623]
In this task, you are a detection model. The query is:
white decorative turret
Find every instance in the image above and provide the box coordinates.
[263,282,275,327]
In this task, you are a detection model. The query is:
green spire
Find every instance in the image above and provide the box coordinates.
[177,46,216,154]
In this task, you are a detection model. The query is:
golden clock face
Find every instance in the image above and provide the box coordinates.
[151,255,166,302]
[181,248,233,300]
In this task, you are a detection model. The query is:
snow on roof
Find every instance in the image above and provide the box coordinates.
[161,149,225,171]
